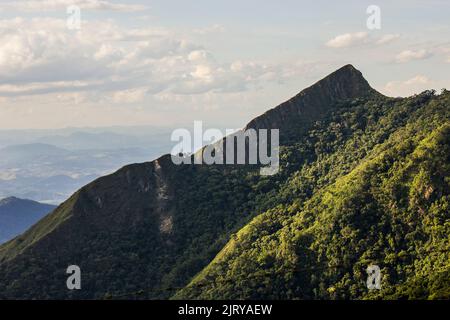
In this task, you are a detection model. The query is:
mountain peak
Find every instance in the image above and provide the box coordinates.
[316,64,372,91]
[0,197,20,205]
[336,63,359,72]
[0,197,51,208]
[245,64,381,131]
[0,197,56,244]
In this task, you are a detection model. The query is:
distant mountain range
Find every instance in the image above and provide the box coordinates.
[0,197,56,244]
[0,129,175,204]
[0,127,174,150]
[0,65,448,300]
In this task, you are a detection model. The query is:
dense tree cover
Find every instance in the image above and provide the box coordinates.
[175,90,450,300]
[0,72,447,300]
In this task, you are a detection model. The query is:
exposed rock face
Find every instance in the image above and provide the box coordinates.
[245,64,380,132]
[154,160,173,235]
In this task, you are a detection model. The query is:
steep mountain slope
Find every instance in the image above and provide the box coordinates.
[176,100,450,299]
[0,65,448,300]
[245,64,379,133]
[0,197,56,244]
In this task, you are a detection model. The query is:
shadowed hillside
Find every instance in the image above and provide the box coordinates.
[0,197,56,244]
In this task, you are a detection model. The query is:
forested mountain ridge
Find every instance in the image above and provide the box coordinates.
[0,65,448,300]
[176,97,450,299]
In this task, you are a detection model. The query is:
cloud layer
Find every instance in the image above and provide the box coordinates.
[0,1,448,129]
[395,49,433,63]
[0,17,314,102]
[325,32,400,48]
[326,32,369,48]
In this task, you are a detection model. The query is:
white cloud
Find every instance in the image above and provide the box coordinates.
[326,32,401,48]
[0,18,116,85]
[376,34,401,45]
[326,32,368,48]
[404,75,430,85]
[0,0,147,12]
[395,49,432,63]
[111,88,148,104]
[0,81,93,96]
[188,50,214,62]
[383,75,432,97]
[0,17,312,100]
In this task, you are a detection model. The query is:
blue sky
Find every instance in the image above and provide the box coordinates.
[0,0,448,129]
